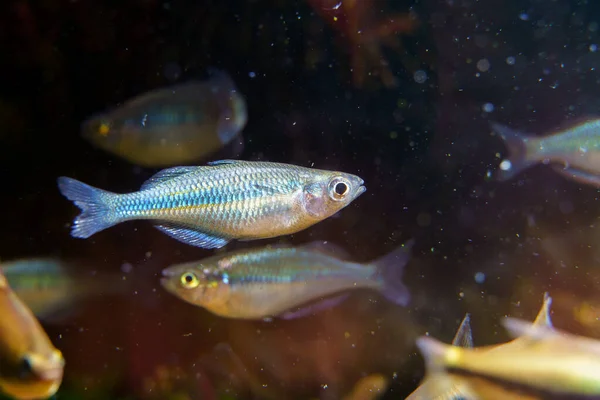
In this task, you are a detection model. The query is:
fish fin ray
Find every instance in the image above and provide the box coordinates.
[141,167,199,190]
[207,159,244,166]
[278,293,350,320]
[154,224,229,249]
[490,122,536,181]
[371,239,414,306]
[57,177,119,239]
[532,292,553,328]
[552,165,600,187]
[502,317,556,341]
[452,313,474,347]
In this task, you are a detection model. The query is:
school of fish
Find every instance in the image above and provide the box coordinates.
[1,64,599,400]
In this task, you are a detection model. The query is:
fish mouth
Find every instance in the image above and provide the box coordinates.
[37,365,64,382]
[160,268,176,288]
[355,185,366,197]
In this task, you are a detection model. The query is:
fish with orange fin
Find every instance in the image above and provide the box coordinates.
[307,0,419,88]
[0,270,64,399]
[492,118,600,186]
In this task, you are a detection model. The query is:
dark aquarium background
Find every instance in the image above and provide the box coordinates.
[1,0,600,398]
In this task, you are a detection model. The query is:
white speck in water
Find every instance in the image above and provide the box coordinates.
[506,56,516,65]
[249,71,256,78]
[477,59,490,72]
[519,13,529,21]
[500,159,512,171]
[590,44,598,52]
[474,272,486,283]
[482,103,494,113]
[413,70,428,83]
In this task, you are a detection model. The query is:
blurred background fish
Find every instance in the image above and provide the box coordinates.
[0,257,129,322]
[414,294,600,400]
[81,69,247,167]
[493,119,600,186]
[160,240,413,319]
[406,314,476,400]
[0,270,64,400]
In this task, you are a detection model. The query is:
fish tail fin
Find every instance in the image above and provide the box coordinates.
[372,239,414,306]
[57,177,120,239]
[490,122,536,181]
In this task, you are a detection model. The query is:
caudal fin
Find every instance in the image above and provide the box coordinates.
[372,239,414,306]
[490,122,535,181]
[57,177,119,239]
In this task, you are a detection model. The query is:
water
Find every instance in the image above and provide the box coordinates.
[0,0,600,399]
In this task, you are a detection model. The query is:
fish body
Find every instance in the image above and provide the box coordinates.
[406,314,477,400]
[415,294,600,399]
[1,258,127,320]
[57,160,366,249]
[160,241,412,319]
[0,271,64,399]
[493,119,600,186]
[82,70,247,167]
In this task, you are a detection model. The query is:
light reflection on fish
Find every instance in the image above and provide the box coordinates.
[0,270,64,399]
[492,119,600,186]
[58,160,365,249]
[82,69,247,167]
[160,240,413,319]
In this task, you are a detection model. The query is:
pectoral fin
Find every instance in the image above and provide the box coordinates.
[154,224,229,249]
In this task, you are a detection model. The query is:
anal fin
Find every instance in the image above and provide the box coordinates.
[278,293,350,320]
[154,224,229,249]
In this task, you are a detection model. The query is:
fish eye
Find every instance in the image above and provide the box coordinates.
[19,357,33,378]
[328,177,351,201]
[180,272,200,289]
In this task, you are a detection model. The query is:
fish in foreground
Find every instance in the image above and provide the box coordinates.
[406,314,477,400]
[160,240,413,319]
[406,293,553,399]
[0,270,64,399]
[415,293,600,399]
[58,160,366,249]
[492,119,600,186]
[1,258,128,321]
[82,69,248,167]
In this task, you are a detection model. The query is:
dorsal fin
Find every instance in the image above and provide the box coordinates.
[452,314,473,348]
[207,159,246,166]
[532,292,553,328]
[140,166,198,190]
[298,241,352,260]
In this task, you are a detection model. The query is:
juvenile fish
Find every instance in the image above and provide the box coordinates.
[492,119,600,186]
[1,258,128,321]
[82,69,247,167]
[57,160,366,249]
[160,240,413,319]
[0,270,64,399]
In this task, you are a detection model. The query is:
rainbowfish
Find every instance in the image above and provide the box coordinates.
[82,69,247,167]
[160,240,412,319]
[57,160,365,249]
[414,294,600,399]
[0,270,64,399]
[1,258,128,321]
[492,119,600,186]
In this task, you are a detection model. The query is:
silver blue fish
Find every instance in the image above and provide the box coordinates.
[57,160,366,249]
